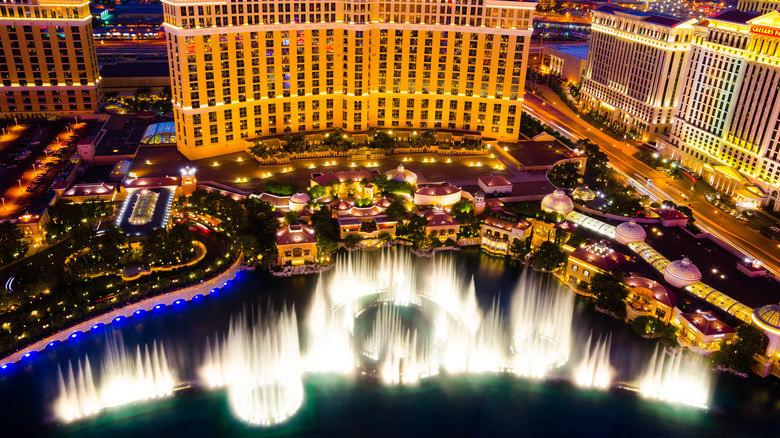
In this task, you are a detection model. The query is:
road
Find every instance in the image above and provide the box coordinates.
[522,88,780,276]
[96,39,167,57]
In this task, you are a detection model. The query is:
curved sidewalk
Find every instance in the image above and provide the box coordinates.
[0,254,244,368]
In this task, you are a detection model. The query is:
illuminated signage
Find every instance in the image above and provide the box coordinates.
[750,25,780,38]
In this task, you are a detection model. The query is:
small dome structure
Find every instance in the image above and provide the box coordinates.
[571,186,596,202]
[385,164,418,184]
[664,257,702,288]
[373,197,393,208]
[615,220,647,245]
[754,305,780,334]
[541,189,574,215]
[289,192,311,211]
[331,199,353,211]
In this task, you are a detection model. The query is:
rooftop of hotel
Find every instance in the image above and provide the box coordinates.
[483,216,530,231]
[544,43,589,60]
[651,206,688,221]
[706,9,760,25]
[276,224,316,246]
[570,241,630,272]
[478,174,513,187]
[420,210,460,227]
[311,170,379,186]
[94,114,175,157]
[503,140,575,167]
[624,276,677,308]
[123,176,180,190]
[679,311,735,336]
[415,183,462,197]
[62,182,116,198]
[593,4,690,27]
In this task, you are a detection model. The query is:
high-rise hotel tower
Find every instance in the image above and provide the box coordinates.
[0,0,100,118]
[162,0,534,160]
[580,5,696,142]
[660,9,780,210]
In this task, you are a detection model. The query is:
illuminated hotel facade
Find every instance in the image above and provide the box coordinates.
[162,0,535,160]
[659,9,780,210]
[580,5,695,142]
[737,0,780,15]
[0,0,100,118]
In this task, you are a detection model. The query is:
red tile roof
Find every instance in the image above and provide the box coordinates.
[276,224,316,246]
[679,312,735,337]
[478,174,512,187]
[570,243,629,272]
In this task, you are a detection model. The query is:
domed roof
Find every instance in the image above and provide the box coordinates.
[373,197,393,208]
[663,257,702,288]
[415,184,461,196]
[571,186,595,202]
[347,205,383,217]
[541,189,574,215]
[615,220,647,244]
[385,163,418,183]
[290,192,311,205]
[331,199,353,210]
[753,304,780,333]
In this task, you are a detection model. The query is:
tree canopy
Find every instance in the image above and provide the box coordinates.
[0,221,28,265]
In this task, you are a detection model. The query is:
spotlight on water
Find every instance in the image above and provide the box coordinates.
[573,332,614,389]
[54,333,176,422]
[199,304,304,426]
[638,346,712,409]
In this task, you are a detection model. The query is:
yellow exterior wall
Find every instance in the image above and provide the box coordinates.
[162,0,534,160]
[0,0,100,117]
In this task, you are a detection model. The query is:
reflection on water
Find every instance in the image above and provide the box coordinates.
[0,248,777,437]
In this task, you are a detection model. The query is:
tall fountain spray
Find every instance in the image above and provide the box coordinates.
[304,280,355,373]
[638,346,712,408]
[199,305,304,425]
[54,334,176,422]
[362,303,437,384]
[510,269,574,378]
[573,332,614,389]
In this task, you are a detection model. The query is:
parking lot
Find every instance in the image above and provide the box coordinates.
[0,120,94,218]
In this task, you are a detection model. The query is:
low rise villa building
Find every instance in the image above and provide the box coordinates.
[58,182,119,203]
[624,276,677,324]
[414,183,463,208]
[337,215,397,241]
[565,241,629,292]
[672,310,736,353]
[480,217,531,255]
[276,224,317,266]
[477,175,513,195]
[652,206,689,227]
[420,207,460,242]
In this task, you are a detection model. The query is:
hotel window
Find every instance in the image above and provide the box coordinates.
[583,270,590,277]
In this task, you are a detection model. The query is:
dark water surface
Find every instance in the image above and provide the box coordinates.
[1,248,780,437]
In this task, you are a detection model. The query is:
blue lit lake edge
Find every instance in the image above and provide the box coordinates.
[2,247,780,438]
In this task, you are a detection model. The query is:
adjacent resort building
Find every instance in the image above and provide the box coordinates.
[161,0,536,159]
[659,8,780,210]
[580,5,695,141]
[0,0,101,118]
